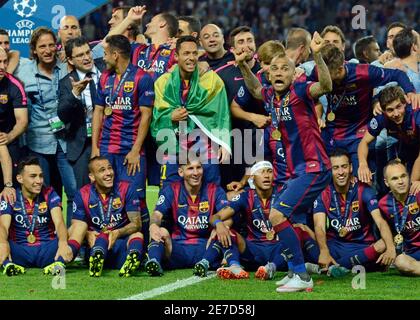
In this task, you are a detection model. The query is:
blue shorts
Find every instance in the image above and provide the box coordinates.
[160,162,221,188]
[327,238,371,260]
[165,239,211,269]
[103,153,147,199]
[405,249,420,261]
[9,239,58,268]
[272,170,331,223]
[240,240,287,271]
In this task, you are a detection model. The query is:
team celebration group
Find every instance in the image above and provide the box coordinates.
[0,4,419,293]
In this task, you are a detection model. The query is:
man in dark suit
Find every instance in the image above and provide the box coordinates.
[58,37,103,190]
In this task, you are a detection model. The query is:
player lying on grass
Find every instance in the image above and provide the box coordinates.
[379,160,420,276]
[69,156,144,277]
[145,158,247,278]
[196,161,319,280]
[311,149,396,277]
[0,156,72,276]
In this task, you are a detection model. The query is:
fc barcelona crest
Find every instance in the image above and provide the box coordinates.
[199,201,209,213]
[409,202,419,214]
[351,201,359,212]
[124,81,134,93]
[0,94,8,104]
[160,49,171,56]
[112,197,122,209]
[38,201,48,214]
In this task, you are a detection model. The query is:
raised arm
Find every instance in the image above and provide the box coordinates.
[234,50,263,100]
[309,32,332,99]
[104,6,147,41]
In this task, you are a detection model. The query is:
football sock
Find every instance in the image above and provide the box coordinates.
[127,237,144,256]
[92,232,109,258]
[335,245,380,269]
[202,239,223,266]
[68,239,81,259]
[223,242,241,267]
[147,240,164,264]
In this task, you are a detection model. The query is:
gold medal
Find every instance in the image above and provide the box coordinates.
[338,227,348,237]
[104,106,113,116]
[266,230,275,240]
[394,233,404,245]
[271,129,281,140]
[327,111,335,122]
[27,233,36,244]
[102,226,108,233]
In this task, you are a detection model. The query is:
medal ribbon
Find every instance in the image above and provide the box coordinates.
[142,44,166,70]
[327,88,346,115]
[96,189,114,228]
[332,183,355,231]
[267,91,290,130]
[392,195,412,235]
[107,64,132,107]
[18,190,39,235]
[253,190,274,235]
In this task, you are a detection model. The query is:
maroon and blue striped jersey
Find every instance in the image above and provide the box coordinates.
[313,182,379,244]
[261,83,331,177]
[72,181,140,232]
[95,64,155,155]
[379,192,420,254]
[154,182,228,245]
[0,187,61,245]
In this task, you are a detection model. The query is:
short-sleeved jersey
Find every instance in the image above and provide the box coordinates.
[0,73,27,134]
[309,63,415,142]
[368,105,420,149]
[264,125,288,184]
[131,43,176,80]
[228,188,282,242]
[155,182,228,245]
[379,192,420,253]
[0,187,61,245]
[72,181,140,232]
[199,51,235,71]
[313,182,378,244]
[95,64,155,155]
[261,84,331,177]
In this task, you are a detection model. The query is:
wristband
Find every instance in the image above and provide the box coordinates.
[212,219,222,227]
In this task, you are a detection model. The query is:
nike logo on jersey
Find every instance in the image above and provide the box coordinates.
[178,204,187,208]
[234,77,244,81]
[89,203,98,208]
[136,188,143,192]
[329,207,337,211]
[279,201,291,208]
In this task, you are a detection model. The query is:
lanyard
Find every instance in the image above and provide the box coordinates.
[327,89,346,114]
[18,190,39,234]
[95,189,114,227]
[36,67,60,109]
[392,195,412,234]
[253,190,273,231]
[267,91,290,129]
[143,44,164,70]
[107,65,131,107]
[332,184,355,229]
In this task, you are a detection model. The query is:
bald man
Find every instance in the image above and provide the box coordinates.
[58,16,82,62]
[285,27,312,66]
[199,24,234,70]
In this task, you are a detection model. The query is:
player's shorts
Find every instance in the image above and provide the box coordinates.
[240,240,287,271]
[272,170,331,223]
[103,153,147,199]
[165,238,218,269]
[9,239,58,268]
[405,249,420,261]
[160,162,221,187]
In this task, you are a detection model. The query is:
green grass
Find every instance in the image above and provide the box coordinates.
[2,187,417,300]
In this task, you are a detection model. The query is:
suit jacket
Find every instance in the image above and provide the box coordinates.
[58,69,97,162]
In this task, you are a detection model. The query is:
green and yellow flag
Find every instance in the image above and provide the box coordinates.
[151,65,231,155]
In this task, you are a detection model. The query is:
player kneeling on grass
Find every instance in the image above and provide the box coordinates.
[69,156,144,277]
[200,161,320,280]
[146,158,247,277]
[312,149,396,277]
[0,156,72,276]
[379,160,420,276]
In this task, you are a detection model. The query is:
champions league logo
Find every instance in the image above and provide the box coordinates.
[13,0,37,18]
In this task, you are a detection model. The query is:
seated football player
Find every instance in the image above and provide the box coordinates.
[69,156,144,277]
[313,149,396,277]
[145,157,248,278]
[200,161,319,280]
[0,156,72,276]
[358,86,420,194]
[379,160,420,276]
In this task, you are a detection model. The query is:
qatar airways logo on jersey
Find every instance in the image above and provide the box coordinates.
[15,214,48,227]
[331,217,361,231]
[105,96,132,111]
[138,59,166,74]
[91,214,124,229]
[330,94,357,107]
[253,219,272,233]
[178,215,209,230]
[404,216,420,231]
[279,107,292,121]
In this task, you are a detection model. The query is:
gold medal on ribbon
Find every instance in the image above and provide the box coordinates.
[338,227,348,238]
[394,233,404,245]
[327,111,336,122]
[104,106,113,116]
[27,233,36,244]
[271,129,282,140]
[102,226,108,233]
[266,230,275,240]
